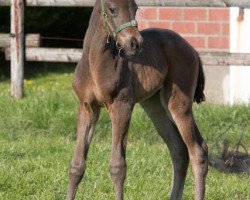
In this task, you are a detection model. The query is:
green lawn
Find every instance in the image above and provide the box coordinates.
[0,65,249,199]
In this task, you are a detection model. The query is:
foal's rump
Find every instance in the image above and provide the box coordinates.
[138,28,205,103]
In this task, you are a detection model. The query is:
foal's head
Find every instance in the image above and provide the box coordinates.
[100,0,143,57]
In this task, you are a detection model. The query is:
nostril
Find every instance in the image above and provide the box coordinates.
[130,38,139,50]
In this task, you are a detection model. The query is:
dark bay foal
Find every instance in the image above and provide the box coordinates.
[66,0,208,199]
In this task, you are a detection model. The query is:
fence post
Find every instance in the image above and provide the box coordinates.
[10,0,25,98]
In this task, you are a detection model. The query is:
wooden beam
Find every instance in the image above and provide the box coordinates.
[0,34,41,48]
[0,0,94,7]
[1,0,250,7]
[199,52,250,66]
[10,0,25,99]
[5,47,82,63]
[4,47,250,66]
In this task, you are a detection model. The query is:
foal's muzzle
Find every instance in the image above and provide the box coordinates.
[123,36,143,57]
[131,37,140,52]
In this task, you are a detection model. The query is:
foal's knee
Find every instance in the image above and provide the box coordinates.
[171,142,188,159]
[109,158,126,181]
[110,164,126,175]
[69,159,86,178]
[197,142,208,163]
[172,146,189,171]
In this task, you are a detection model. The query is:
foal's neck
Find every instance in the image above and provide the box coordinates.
[84,1,119,59]
[84,1,106,51]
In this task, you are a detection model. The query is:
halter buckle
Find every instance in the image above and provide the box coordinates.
[131,20,138,27]
[116,41,123,57]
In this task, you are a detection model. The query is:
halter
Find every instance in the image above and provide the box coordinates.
[100,0,138,39]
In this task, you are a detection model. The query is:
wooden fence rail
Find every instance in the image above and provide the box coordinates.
[4,47,250,66]
[1,0,250,7]
[0,34,40,48]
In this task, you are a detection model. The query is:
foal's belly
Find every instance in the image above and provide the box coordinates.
[131,62,167,102]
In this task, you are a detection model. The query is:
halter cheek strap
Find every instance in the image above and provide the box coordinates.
[100,0,138,38]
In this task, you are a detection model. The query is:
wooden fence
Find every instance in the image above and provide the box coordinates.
[1,0,250,98]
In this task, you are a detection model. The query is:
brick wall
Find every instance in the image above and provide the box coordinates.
[137,7,230,52]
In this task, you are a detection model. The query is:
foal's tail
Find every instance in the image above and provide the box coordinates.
[194,55,205,103]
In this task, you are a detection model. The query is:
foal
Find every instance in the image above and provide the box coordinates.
[66,0,208,199]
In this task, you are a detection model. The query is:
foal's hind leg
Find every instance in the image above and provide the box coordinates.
[140,91,189,200]
[66,102,100,200]
[162,84,208,200]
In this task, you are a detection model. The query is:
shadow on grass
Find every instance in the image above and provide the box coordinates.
[209,132,250,175]
[209,152,250,175]
[0,52,76,82]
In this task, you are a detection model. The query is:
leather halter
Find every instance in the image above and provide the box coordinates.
[100,0,138,38]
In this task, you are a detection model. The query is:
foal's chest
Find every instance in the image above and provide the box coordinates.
[91,58,134,105]
[90,53,167,105]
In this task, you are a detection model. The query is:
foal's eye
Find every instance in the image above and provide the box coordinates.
[109,7,117,15]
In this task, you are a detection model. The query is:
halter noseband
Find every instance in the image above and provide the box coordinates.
[100,0,138,38]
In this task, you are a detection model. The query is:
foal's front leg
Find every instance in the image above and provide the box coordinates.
[108,100,133,200]
[66,102,100,200]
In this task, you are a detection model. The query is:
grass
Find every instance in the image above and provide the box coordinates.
[0,64,249,199]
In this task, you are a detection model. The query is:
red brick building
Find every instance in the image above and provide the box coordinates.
[137,7,230,52]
